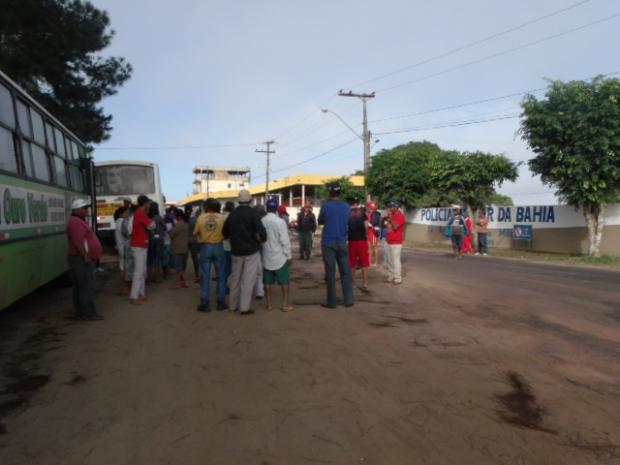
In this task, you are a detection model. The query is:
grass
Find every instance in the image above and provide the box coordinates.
[413,242,620,269]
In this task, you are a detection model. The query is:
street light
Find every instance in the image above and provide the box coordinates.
[321,107,373,200]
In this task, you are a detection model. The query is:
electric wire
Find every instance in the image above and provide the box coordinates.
[376,12,620,93]
[346,0,593,90]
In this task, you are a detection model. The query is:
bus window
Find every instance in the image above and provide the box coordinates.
[0,126,18,173]
[45,122,56,152]
[16,100,32,138]
[70,140,79,160]
[31,109,46,145]
[0,83,15,129]
[31,144,50,181]
[21,140,35,177]
[69,165,84,192]
[53,156,67,186]
[54,127,66,158]
[96,164,156,196]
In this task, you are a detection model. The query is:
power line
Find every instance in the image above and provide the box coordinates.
[95,142,259,151]
[377,12,620,93]
[346,0,593,90]
[253,137,359,181]
[374,113,521,136]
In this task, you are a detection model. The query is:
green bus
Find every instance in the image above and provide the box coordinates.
[0,70,95,311]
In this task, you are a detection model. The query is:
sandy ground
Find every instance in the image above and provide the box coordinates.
[0,246,619,465]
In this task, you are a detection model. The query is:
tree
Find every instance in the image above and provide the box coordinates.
[367,140,518,212]
[433,151,519,214]
[318,176,365,203]
[366,141,443,208]
[488,193,514,206]
[520,77,620,256]
[0,0,132,143]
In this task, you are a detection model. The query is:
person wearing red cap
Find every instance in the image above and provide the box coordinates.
[367,200,382,266]
[277,204,290,229]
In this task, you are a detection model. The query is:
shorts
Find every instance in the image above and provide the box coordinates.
[349,240,370,268]
[451,234,463,250]
[263,262,290,285]
[368,229,378,246]
[173,253,188,272]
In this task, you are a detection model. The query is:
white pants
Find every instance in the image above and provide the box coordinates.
[386,244,403,283]
[130,247,148,299]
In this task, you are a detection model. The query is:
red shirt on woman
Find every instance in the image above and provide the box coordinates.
[130,209,152,248]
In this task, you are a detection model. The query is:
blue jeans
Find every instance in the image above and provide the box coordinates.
[478,232,488,254]
[199,243,226,306]
[322,242,354,306]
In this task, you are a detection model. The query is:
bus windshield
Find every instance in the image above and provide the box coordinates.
[95,164,155,196]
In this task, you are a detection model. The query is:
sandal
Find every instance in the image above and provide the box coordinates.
[281,305,294,312]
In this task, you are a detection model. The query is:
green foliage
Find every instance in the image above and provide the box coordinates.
[488,193,514,206]
[520,77,620,210]
[318,176,365,203]
[0,0,132,143]
[367,140,518,210]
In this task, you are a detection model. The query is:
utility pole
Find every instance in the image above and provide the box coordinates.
[337,90,375,200]
[255,140,275,201]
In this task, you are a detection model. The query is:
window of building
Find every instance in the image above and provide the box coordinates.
[21,140,35,177]
[31,144,50,182]
[16,100,32,138]
[53,156,67,186]
[0,126,17,173]
[0,83,15,129]
[31,109,45,145]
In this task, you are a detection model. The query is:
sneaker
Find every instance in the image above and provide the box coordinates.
[196,304,210,312]
[240,310,255,316]
[216,302,227,311]
[393,280,402,285]
[255,295,264,301]
[344,303,354,308]
[95,267,104,273]
[483,253,488,256]
[320,303,337,309]
[474,252,480,256]
[86,314,105,320]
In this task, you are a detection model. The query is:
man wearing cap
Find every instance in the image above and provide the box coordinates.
[297,202,317,260]
[318,182,353,308]
[262,199,293,312]
[222,190,267,315]
[129,195,155,304]
[194,198,227,312]
[66,199,103,320]
[385,201,406,284]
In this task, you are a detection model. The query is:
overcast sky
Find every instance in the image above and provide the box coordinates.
[92,0,619,204]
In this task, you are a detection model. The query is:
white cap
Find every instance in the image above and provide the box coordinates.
[238,189,252,203]
[71,198,90,210]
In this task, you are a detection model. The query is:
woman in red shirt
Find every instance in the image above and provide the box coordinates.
[130,195,155,304]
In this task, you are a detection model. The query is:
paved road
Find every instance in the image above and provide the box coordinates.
[0,249,618,465]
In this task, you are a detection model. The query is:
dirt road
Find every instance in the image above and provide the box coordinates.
[1,249,619,465]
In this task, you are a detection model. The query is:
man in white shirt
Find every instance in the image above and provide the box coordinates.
[261,199,293,312]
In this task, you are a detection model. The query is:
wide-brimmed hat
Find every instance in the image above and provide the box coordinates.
[238,189,252,203]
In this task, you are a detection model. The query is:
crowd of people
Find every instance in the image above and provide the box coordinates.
[64,181,411,320]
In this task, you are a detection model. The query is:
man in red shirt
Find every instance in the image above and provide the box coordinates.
[130,195,155,304]
[66,199,103,320]
[385,200,405,284]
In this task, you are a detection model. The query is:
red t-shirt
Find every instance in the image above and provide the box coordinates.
[130,209,152,248]
[386,211,405,244]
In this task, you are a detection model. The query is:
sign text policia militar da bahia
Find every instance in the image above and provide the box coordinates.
[412,204,620,229]
[0,184,68,231]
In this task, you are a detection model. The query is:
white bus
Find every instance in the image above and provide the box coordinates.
[94,160,164,235]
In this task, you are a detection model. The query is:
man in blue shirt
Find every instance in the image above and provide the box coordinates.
[318,182,354,308]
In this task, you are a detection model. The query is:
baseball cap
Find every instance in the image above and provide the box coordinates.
[71,198,90,210]
[266,198,279,209]
[278,204,287,214]
[327,182,342,195]
[238,189,252,203]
